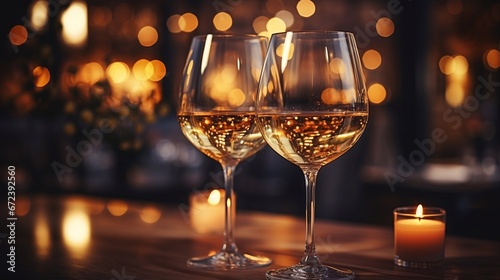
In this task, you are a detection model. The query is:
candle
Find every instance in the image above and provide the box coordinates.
[189,189,234,234]
[394,204,446,268]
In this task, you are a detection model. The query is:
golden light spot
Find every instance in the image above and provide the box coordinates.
[258,30,271,39]
[80,109,93,124]
[61,1,88,46]
[266,17,286,34]
[106,62,129,83]
[221,64,237,83]
[133,59,151,80]
[276,10,294,27]
[296,0,316,18]
[146,60,167,81]
[62,209,91,257]
[213,12,232,31]
[368,83,387,104]
[321,87,340,104]
[140,206,162,224]
[138,26,158,47]
[253,16,269,34]
[416,204,424,218]
[362,49,382,70]
[9,25,28,46]
[167,14,181,33]
[33,66,50,87]
[179,13,198,32]
[35,213,51,259]
[485,49,500,69]
[276,43,294,60]
[329,58,346,75]
[453,55,468,75]
[445,83,465,107]
[107,200,128,216]
[208,189,221,205]
[79,62,104,84]
[31,1,49,31]
[228,88,246,107]
[439,55,455,75]
[376,17,394,37]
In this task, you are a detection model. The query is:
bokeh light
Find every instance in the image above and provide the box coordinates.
[453,55,468,75]
[140,206,162,224]
[213,12,232,31]
[362,49,382,70]
[9,25,28,46]
[376,18,394,37]
[329,58,346,75]
[228,88,246,107]
[106,62,130,84]
[485,49,500,69]
[179,12,198,32]
[137,26,158,47]
[253,16,269,34]
[276,10,294,27]
[368,83,387,104]
[445,83,465,107]
[107,200,128,216]
[167,14,182,33]
[133,59,151,81]
[31,1,49,31]
[61,1,88,46]
[439,55,455,75]
[266,17,287,34]
[146,60,167,81]
[297,0,316,18]
[33,66,50,87]
[79,62,104,85]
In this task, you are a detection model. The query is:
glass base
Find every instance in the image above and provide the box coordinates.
[266,264,355,280]
[187,250,272,270]
[394,255,443,268]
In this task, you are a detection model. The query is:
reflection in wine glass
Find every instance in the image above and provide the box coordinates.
[256,31,368,279]
[178,34,271,270]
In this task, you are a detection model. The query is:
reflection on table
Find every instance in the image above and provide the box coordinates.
[3,194,500,279]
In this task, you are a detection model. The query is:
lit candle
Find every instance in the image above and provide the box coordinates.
[189,189,234,234]
[394,204,446,268]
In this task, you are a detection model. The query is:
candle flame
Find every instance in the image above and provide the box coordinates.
[207,189,221,205]
[416,204,424,218]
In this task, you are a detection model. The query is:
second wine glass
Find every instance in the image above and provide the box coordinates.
[256,31,368,279]
[178,34,271,270]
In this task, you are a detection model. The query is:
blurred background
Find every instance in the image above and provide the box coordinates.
[1,0,499,240]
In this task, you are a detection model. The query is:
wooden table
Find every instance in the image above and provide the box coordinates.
[2,194,499,279]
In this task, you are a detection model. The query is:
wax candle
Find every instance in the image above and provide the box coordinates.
[189,189,234,234]
[394,205,446,268]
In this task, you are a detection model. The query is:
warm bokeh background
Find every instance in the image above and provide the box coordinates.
[1,0,499,240]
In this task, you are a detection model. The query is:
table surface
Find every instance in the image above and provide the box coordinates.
[1,194,500,280]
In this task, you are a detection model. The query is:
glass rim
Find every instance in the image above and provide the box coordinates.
[192,33,268,41]
[269,30,355,38]
[394,206,446,218]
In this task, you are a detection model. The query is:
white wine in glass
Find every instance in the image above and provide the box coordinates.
[256,31,368,279]
[178,34,271,270]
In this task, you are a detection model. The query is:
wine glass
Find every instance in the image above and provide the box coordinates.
[178,34,271,269]
[255,31,368,279]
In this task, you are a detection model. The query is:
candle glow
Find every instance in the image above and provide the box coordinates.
[394,205,446,267]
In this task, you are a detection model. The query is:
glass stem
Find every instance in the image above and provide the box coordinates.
[220,162,238,254]
[300,168,321,266]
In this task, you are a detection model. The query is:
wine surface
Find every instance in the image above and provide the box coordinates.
[178,112,265,163]
[257,112,368,167]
